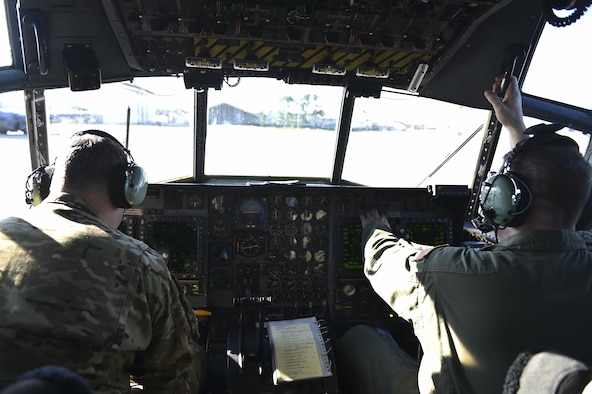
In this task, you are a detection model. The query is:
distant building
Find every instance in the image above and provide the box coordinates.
[208,103,261,126]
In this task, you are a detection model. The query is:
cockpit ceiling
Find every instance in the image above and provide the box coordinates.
[113,0,509,90]
[13,0,545,107]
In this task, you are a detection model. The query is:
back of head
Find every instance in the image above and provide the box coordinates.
[49,129,148,208]
[510,132,592,227]
[54,130,129,195]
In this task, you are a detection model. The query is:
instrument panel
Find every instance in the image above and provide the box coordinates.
[122,183,468,392]
[122,183,467,322]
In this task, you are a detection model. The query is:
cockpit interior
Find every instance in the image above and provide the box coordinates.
[1,0,592,392]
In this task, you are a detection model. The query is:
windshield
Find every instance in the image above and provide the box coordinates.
[205,78,342,180]
[31,77,489,189]
[44,78,195,183]
[343,91,490,187]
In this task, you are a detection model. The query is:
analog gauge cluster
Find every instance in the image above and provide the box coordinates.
[205,191,332,308]
[261,193,330,307]
[207,194,236,297]
[266,193,329,264]
[264,261,328,306]
[209,194,234,239]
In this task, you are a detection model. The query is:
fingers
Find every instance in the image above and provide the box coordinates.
[360,209,392,230]
[484,75,526,143]
[359,209,379,220]
[484,75,518,104]
[360,209,380,229]
[483,88,502,109]
[491,75,503,95]
[483,75,518,115]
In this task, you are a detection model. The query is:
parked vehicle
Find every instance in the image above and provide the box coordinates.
[0,110,26,134]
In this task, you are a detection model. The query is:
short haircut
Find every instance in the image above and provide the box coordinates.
[510,136,592,224]
[57,130,128,192]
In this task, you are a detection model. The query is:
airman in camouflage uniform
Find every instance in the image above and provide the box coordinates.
[0,130,206,393]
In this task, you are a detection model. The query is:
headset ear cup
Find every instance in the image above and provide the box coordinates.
[109,163,148,208]
[479,173,531,228]
[25,166,53,206]
[124,164,148,207]
[36,169,52,204]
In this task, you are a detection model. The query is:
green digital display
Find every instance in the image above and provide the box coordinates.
[405,222,448,245]
[145,221,199,273]
[342,223,363,270]
[341,221,448,270]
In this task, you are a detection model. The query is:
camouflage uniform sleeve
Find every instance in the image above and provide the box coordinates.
[129,248,206,394]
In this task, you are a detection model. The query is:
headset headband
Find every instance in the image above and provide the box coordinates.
[74,129,134,161]
[501,123,576,173]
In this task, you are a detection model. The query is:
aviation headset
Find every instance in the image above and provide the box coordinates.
[25,129,148,208]
[478,123,582,229]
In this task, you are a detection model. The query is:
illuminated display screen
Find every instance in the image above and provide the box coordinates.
[405,222,448,245]
[145,221,199,273]
[341,220,448,270]
[342,222,364,270]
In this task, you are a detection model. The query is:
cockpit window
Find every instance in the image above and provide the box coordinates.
[0,1,13,67]
[522,10,592,110]
[44,77,195,182]
[342,91,491,187]
[205,77,343,180]
[37,77,493,188]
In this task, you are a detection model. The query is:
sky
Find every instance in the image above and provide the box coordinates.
[523,9,592,110]
[0,2,12,67]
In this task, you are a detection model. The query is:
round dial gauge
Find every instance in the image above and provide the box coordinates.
[299,250,313,262]
[284,222,298,236]
[187,193,203,209]
[343,283,356,297]
[315,209,327,220]
[300,209,313,221]
[237,198,266,227]
[285,196,298,207]
[268,223,283,236]
[270,208,282,221]
[271,195,283,206]
[301,236,312,249]
[314,249,326,263]
[236,234,265,257]
[210,195,232,215]
[300,222,313,235]
[286,208,298,221]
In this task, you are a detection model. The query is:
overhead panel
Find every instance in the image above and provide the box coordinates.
[111,0,509,89]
